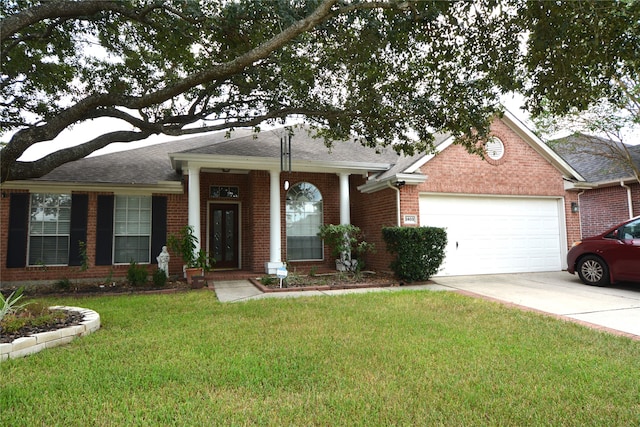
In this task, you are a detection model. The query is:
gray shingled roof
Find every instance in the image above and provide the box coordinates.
[373,133,451,180]
[550,134,640,183]
[35,127,409,185]
[180,126,400,164]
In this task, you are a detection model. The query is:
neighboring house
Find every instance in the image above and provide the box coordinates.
[551,134,640,238]
[0,110,585,285]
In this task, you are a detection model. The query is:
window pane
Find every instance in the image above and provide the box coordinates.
[286,182,323,260]
[28,193,71,266]
[113,196,151,263]
[114,236,150,263]
[29,236,69,265]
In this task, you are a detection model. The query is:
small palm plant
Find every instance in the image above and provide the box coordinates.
[0,287,27,323]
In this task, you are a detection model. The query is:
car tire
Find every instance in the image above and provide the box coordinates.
[577,255,610,287]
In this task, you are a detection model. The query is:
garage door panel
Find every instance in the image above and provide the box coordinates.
[420,195,563,276]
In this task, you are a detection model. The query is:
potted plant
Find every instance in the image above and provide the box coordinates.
[190,248,215,288]
[168,225,215,285]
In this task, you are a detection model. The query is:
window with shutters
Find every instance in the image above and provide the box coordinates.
[114,195,151,263]
[28,193,71,266]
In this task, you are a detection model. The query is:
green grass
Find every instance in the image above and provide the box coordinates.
[2,290,640,425]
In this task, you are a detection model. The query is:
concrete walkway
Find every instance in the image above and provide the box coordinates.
[212,271,640,339]
[213,279,428,303]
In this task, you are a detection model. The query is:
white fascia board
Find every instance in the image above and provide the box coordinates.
[566,176,638,190]
[357,173,426,194]
[1,180,184,194]
[501,109,586,182]
[404,136,455,173]
[174,154,390,175]
[564,180,595,191]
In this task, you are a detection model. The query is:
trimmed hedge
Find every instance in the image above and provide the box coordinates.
[382,226,447,282]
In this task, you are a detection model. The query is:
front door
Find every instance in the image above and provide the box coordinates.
[209,204,239,269]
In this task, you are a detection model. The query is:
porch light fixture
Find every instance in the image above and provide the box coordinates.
[284,180,290,190]
[571,202,579,213]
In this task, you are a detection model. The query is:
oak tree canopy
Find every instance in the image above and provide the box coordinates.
[1,0,637,182]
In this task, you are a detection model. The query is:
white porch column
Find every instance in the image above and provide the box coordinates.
[187,165,201,253]
[266,169,284,273]
[339,173,351,225]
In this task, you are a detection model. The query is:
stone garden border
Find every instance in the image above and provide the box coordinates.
[0,306,100,362]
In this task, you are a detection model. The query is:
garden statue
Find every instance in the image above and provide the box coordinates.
[156,246,170,276]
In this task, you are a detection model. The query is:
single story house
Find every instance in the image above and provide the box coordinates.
[1,110,589,285]
[551,134,640,238]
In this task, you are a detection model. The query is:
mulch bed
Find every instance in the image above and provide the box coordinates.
[0,309,85,344]
[251,271,427,292]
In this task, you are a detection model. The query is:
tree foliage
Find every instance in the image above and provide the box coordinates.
[2,0,639,183]
[1,0,523,182]
[522,0,640,118]
[525,1,640,183]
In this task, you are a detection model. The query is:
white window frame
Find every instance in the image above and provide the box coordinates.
[286,182,324,261]
[28,193,71,266]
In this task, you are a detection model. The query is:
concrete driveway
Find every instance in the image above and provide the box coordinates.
[432,271,640,339]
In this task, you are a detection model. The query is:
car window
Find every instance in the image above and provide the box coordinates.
[620,218,640,240]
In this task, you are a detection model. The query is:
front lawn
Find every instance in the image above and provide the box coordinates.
[1,290,639,425]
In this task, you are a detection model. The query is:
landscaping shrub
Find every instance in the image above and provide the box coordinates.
[127,261,148,286]
[152,268,168,287]
[318,224,375,272]
[382,226,447,282]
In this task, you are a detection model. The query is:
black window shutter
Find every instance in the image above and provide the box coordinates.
[68,194,89,266]
[95,195,114,266]
[151,196,167,264]
[6,193,29,268]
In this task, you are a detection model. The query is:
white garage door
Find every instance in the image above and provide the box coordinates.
[419,195,564,276]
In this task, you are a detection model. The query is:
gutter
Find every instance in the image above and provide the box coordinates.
[358,173,426,194]
[577,190,585,238]
[621,181,634,218]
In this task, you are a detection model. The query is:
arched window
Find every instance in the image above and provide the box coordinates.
[286,182,323,260]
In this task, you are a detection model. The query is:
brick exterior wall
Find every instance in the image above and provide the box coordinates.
[0,189,185,284]
[416,120,565,196]
[409,119,580,250]
[577,183,640,238]
[350,175,398,272]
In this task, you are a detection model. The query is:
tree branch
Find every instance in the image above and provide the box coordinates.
[6,130,154,182]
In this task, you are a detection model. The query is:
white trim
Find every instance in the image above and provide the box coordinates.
[188,166,201,253]
[357,173,427,194]
[338,173,351,225]
[268,170,282,270]
[404,136,455,173]
[501,109,585,181]
[556,197,569,270]
[172,154,390,175]
[0,181,183,195]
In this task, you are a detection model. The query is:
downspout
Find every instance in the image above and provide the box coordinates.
[386,181,401,226]
[577,190,585,239]
[621,181,634,218]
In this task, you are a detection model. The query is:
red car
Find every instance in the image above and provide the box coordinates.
[567,216,640,286]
